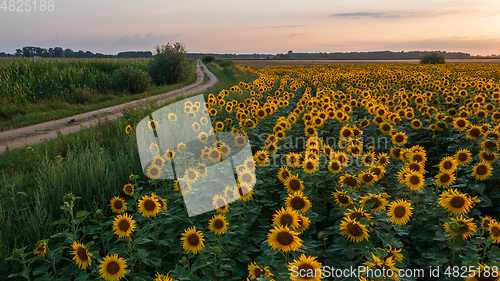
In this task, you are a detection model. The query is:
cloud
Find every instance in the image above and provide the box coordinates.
[112,33,183,48]
[330,12,399,18]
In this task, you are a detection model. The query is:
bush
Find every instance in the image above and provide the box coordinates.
[109,66,151,94]
[148,42,191,85]
[214,58,234,68]
[420,52,446,64]
[202,55,215,63]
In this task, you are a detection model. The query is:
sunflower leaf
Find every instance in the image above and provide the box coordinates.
[52,219,69,226]
[76,210,91,219]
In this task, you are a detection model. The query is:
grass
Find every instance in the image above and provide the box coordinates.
[0,62,257,278]
[0,60,198,131]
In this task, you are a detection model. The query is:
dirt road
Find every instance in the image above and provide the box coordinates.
[0,62,218,153]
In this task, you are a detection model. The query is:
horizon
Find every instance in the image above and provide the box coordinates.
[1,0,500,56]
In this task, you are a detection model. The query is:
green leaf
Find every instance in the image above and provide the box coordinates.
[17,192,28,197]
[144,251,162,267]
[478,195,492,207]
[33,264,50,276]
[470,183,486,194]
[8,272,27,279]
[52,219,69,226]
[191,258,211,272]
[75,270,90,281]
[76,210,91,219]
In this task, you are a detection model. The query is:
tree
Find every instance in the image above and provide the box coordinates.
[420,52,446,64]
[202,55,215,63]
[148,42,191,85]
[63,48,74,58]
[52,47,64,58]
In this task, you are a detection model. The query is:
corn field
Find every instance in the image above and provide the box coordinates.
[0,58,151,105]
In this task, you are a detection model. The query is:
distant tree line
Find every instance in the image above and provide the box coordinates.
[187,50,473,60]
[0,46,152,58]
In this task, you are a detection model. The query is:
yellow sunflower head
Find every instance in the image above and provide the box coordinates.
[181,226,205,254]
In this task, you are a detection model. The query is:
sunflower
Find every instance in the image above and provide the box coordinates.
[472,161,493,180]
[404,171,425,191]
[112,213,136,238]
[466,125,483,140]
[155,272,175,281]
[332,190,353,208]
[361,193,389,213]
[184,167,199,184]
[478,150,499,163]
[277,166,291,183]
[99,254,127,281]
[391,132,408,146]
[363,253,399,280]
[110,197,127,214]
[304,126,317,137]
[288,254,323,281]
[389,147,402,160]
[198,132,209,143]
[234,133,247,147]
[344,207,373,222]
[285,192,312,214]
[481,215,496,228]
[267,226,303,252]
[439,156,457,172]
[167,113,177,122]
[439,189,475,215]
[464,263,500,281]
[434,171,456,188]
[285,174,304,194]
[177,142,186,153]
[452,117,469,131]
[302,158,318,174]
[151,155,166,168]
[405,161,425,173]
[181,226,205,254]
[148,119,159,131]
[339,217,370,243]
[480,139,498,151]
[388,199,413,225]
[212,194,229,214]
[219,143,231,157]
[408,150,427,163]
[238,168,256,186]
[254,150,269,165]
[295,215,311,233]
[149,143,160,155]
[453,149,471,166]
[33,241,47,255]
[163,149,175,160]
[125,125,132,135]
[489,221,500,243]
[208,146,221,163]
[444,215,477,240]
[411,119,423,129]
[273,207,301,229]
[248,262,274,280]
[327,159,342,174]
[376,152,390,166]
[122,184,134,196]
[146,164,162,180]
[238,182,254,201]
[339,173,360,190]
[138,194,160,218]
[358,171,376,185]
[284,153,300,168]
[361,152,375,167]
[208,214,228,235]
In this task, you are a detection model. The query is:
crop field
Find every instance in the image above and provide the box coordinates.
[5,63,500,281]
[0,58,150,105]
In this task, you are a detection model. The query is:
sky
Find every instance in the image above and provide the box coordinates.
[1,0,500,56]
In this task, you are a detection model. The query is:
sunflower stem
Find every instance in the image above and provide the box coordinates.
[47,247,58,278]
[18,250,31,281]
[128,238,135,277]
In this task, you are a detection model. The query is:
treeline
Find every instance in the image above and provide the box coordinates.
[0,46,152,58]
[187,50,472,60]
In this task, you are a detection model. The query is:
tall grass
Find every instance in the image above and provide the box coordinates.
[0,58,150,105]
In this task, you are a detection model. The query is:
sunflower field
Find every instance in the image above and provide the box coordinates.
[6,63,500,281]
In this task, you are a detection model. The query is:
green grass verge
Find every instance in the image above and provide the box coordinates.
[0,61,198,131]
[0,62,258,278]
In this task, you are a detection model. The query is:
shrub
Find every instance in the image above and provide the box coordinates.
[420,52,446,64]
[109,66,151,94]
[202,55,215,63]
[148,42,191,85]
[214,58,234,68]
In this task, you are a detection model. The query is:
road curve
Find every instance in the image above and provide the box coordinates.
[0,61,219,153]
